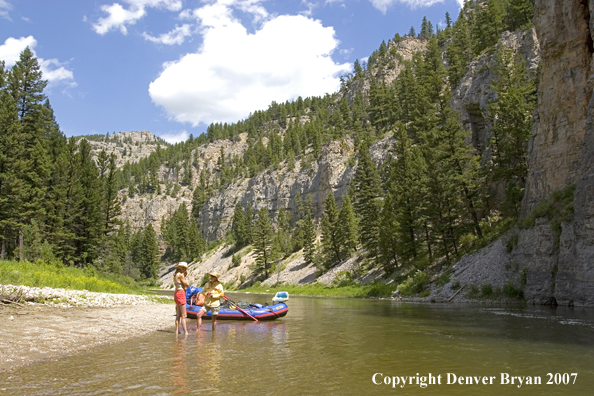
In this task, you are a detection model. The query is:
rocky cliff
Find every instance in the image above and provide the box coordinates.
[76,130,165,168]
[339,36,427,104]
[451,29,540,157]
[511,0,594,306]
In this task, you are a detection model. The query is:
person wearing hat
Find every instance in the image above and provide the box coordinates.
[173,262,189,336]
[197,271,224,329]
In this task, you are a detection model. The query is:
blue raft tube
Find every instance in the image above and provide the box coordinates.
[184,287,288,321]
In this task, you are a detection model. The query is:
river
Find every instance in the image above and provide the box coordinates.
[1,295,593,395]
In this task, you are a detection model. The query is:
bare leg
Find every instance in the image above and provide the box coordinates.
[212,314,217,330]
[175,305,181,334]
[196,310,204,331]
[180,304,188,334]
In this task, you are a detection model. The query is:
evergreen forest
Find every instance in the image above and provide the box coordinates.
[0,0,537,290]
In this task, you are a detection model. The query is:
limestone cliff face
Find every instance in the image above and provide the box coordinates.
[339,36,427,104]
[512,0,594,306]
[118,135,249,235]
[198,137,394,240]
[451,29,540,156]
[78,130,164,168]
[522,1,593,210]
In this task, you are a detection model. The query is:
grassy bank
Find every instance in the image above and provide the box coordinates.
[0,259,145,294]
[233,282,397,298]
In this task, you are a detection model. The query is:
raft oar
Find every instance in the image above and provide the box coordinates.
[222,296,258,322]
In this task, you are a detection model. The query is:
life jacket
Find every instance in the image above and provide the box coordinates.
[191,292,205,306]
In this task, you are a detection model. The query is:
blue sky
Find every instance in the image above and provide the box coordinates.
[0,0,463,143]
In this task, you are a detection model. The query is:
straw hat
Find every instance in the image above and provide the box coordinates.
[208,271,220,280]
[177,262,188,270]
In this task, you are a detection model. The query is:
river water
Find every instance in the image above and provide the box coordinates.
[2,295,594,395]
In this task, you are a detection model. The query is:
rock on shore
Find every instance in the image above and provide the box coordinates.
[1,284,171,308]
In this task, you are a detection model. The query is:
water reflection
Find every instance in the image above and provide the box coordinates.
[1,298,594,396]
[171,337,190,394]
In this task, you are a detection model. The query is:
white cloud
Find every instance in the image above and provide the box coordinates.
[149,0,351,126]
[159,129,189,143]
[0,36,76,87]
[0,0,11,20]
[369,0,444,14]
[40,59,77,88]
[0,36,37,67]
[143,24,193,45]
[93,0,182,35]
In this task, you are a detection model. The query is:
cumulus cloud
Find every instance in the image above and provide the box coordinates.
[369,0,444,14]
[143,24,193,45]
[0,36,37,66]
[0,36,76,87]
[158,129,189,144]
[93,0,182,35]
[0,0,11,20]
[40,59,77,88]
[149,0,351,126]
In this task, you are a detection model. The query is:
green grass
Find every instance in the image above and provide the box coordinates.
[0,259,145,294]
[233,282,397,298]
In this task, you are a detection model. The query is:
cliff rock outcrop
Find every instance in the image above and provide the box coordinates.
[510,0,594,306]
[451,29,540,155]
[78,130,164,168]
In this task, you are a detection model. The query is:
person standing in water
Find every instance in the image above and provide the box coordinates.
[196,271,224,330]
[173,262,189,336]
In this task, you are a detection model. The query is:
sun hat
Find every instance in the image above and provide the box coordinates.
[177,262,188,270]
[208,271,220,279]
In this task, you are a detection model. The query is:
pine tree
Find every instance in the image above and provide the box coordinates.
[141,224,160,279]
[354,59,364,79]
[378,192,400,272]
[253,207,275,278]
[389,124,427,263]
[445,12,452,28]
[506,0,535,31]
[232,203,248,247]
[352,142,382,258]
[275,207,293,257]
[0,66,27,257]
[472,0,506,56]
[420,16,434,39]
[75,139,103,266]
[5,48,52,245]
[244,203,254,245]
[485,45,536,217]
[187,218,205,261]
[302,212,316,265]
[368,78,391,131]
[337,195,359,258]
[320,192,342,267]
[102,153,121,235]
[446,8,474,88]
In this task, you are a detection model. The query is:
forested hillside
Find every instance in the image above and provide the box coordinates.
[1,0,538,292]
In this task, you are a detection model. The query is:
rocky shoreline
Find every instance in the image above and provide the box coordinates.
[1,284,170,308]
[0,285,175,373]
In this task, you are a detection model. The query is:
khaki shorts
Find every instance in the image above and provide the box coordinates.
[200,305,219,316]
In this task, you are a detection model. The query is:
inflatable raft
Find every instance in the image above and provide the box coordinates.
[184,287,288,321]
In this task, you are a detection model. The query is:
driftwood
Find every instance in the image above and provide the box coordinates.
[0,288,25,307]
[1,298,25,307]
[447,284,466,302]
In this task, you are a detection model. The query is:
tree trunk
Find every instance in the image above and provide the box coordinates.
[19,230,24,262]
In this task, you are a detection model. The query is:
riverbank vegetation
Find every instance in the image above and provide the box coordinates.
[0,259,144,294]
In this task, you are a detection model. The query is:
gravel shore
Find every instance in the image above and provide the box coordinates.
[0,285,176,373]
